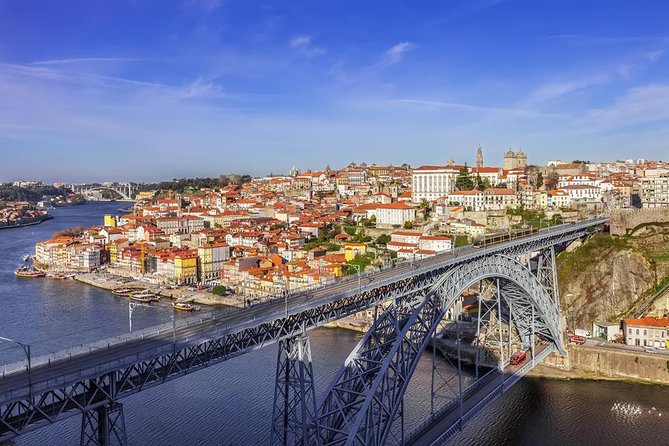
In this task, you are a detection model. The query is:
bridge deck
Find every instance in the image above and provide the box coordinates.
[0,218,606,439]
[408,344,554,446]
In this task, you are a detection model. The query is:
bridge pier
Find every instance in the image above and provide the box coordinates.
[269,332,318,446]
[80,402,127,446]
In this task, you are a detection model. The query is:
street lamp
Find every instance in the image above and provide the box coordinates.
[348,264,362,294]
[0,336,32,397]
[128,302,177,352]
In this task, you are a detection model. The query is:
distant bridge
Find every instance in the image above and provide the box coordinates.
[69,183,138,201]
[0,218,608,445]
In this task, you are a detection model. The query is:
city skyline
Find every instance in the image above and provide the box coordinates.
[1,0,669,182]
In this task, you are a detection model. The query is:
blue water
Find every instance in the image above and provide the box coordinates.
[1,203,668,445]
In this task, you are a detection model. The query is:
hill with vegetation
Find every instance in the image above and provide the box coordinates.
[557,223,669,330]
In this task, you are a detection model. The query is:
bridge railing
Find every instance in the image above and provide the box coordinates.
[0,220,601,400]
[1,219,601,377]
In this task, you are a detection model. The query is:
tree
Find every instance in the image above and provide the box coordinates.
[476,177,491,191]
[211,285,228,296]
[419,199,431,218]
[375,234,391,245]
[536,172,544,188]
[455,167,474,191]
[403,221,414,229]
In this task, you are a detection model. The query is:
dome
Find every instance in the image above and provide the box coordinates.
[505,148,514,157]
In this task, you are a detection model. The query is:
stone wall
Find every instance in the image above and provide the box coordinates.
[565,345,669,384]
[610,208,669,236]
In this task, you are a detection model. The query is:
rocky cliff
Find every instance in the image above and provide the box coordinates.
[557,223,669,330]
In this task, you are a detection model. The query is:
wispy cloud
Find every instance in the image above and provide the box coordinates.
[584,84,669,129]
[547,34,669,45]
[288,35,326,57]
[31,57,143,66]
[177,77,225,100]
[520,77,607,107]
[351,98,561,118]
[646,50,664,63]
[375,42,415,70]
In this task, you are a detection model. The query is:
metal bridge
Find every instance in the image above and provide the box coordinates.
[70,183,138,201]
[0,218,608,445]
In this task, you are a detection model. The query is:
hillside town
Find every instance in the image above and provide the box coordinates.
[30,149,669,303]
[0,202,51,229]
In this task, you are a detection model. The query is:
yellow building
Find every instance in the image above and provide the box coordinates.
[103,214,117,228]
[174,251,198,285]
[344,242,367,261]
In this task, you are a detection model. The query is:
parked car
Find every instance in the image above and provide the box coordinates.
[568,335,586,345]
[643,347,656,354]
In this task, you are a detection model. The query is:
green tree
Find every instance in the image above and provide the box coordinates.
[375,234,391,245]
[211,285,228,295]
[536,172,544,188]
[403,221,414,229]
[455,167,474,191]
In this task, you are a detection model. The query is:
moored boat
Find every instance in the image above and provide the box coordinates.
[129,289,157,302]
[172,301,195,311]
[50,273,68,280]
[15,267,45,278]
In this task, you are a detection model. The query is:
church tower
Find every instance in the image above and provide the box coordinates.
[476,145,484,168]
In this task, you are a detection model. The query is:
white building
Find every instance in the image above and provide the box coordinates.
[411,165,463,202]
[547,190,570,208]
[624,317,669,348]
[562,185,602,203]
[640,175,669,208]
[367,202,416,227]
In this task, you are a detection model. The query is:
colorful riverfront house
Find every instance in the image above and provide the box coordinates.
[174,250,198,285]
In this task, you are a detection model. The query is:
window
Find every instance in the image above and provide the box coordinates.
[644,330,647,336]
[636,329,639,335]
[628,328,632,334]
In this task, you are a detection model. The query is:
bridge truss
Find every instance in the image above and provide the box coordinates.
[0,221,603,445]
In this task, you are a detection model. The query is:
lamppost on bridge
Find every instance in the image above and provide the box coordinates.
[348,263,362,294]
[0,336,32,398]
[128,302,177,352]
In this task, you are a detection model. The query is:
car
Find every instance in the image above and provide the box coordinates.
[643,347,656,354]
[657,345,667,351]
[568,335,586,345]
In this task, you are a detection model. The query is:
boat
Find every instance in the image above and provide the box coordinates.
[172,301,195,311]
[129,289,157,302]
[15,267,45,278]
[50,273,68,280]
[23,254,33,262]
[112,287,146,297]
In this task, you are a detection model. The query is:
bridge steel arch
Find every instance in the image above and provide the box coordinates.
[314,254,562,446]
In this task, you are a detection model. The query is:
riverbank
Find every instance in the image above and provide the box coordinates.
[0,215,53,230]
[531,344,669,386]
[74,272,244,307]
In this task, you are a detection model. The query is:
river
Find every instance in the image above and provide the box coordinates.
[0,203,667,445]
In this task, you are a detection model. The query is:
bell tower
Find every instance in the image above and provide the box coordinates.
[476,145,484,168]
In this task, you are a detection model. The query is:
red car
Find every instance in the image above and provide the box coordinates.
[509,350,527,366]
[569,335,586,345]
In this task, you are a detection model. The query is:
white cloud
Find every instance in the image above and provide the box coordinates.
[584,84,669,129]
[288,35,326,57]
[178,77,225,99]
[31,57,142,66]
[521,77,606,107]
[376,42,415,69]
[646,50,664,63]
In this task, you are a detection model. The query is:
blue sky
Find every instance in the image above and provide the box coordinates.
[1,0,668,182]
